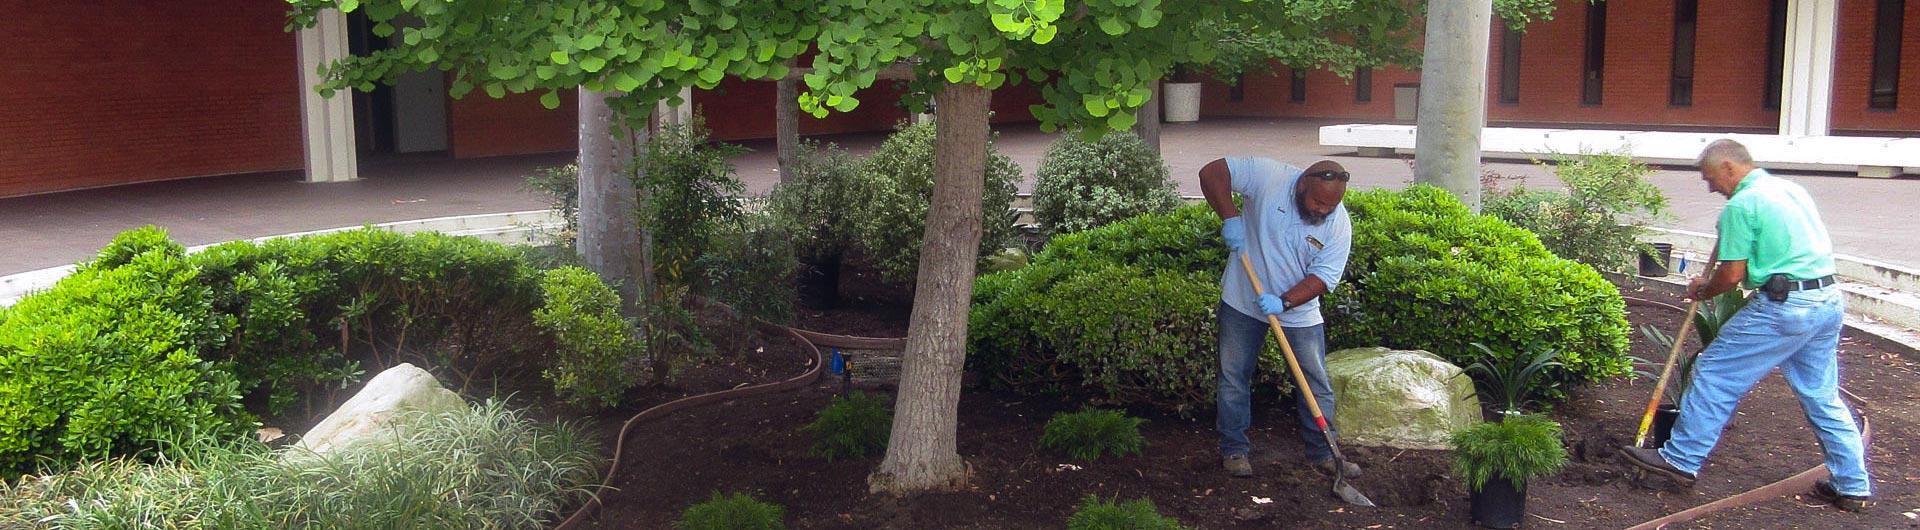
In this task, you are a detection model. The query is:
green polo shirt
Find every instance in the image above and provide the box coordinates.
[1716,168,1835,288]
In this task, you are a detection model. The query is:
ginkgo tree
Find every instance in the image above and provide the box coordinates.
[287,0,1550,495]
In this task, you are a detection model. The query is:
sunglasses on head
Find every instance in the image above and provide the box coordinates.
[1306,169,1351,182]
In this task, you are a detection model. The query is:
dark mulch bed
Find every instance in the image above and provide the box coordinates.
[575,281,1920,529]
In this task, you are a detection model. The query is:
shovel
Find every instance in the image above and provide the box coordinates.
[1238,254,1375,507]
[1633,255,1718,448]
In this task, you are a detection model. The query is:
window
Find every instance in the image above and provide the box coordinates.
[1670,0,1698,106]
[1764,0,1787,110]
[1499,22,1522,104]
[1870,0,1905,109]
[1355,68,1373,103]
[1290,70,1307,102]
[1582,1,1608,106]
[1230,75,1246,102]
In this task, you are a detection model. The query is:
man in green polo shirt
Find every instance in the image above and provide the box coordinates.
[1620,139,1873,512]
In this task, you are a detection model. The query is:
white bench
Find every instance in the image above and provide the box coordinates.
[1321,124,1920,178]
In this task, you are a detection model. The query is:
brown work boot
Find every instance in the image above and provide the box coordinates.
[1809,480,1874,512]
[1619,446,1696,487]
[1223,454,1254,478]
[1313,458,1362,478]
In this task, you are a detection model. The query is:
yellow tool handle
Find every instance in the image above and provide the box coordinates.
[1238,254,1328,424]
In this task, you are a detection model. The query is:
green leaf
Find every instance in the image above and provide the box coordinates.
[403,29,421,46]
[699,68,724,84]
[1107,110,1137,130]
[540,91,561,109]
[991,13,1020,33]
[613,71,642,91]
[580,56,608,72]
[1099,17,1127,36]
[416,48,439,63]
[550,51,571,65]
[1082,94,1110,117]
[371,22,395,38]
[578,33,605,50]
[340,0,360,12]
[536,65,557,80]
[1033,25,1058,44]
[943,65,967,84]
[484,83,506,98]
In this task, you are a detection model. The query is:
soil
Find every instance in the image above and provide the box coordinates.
[574,283,1920,529]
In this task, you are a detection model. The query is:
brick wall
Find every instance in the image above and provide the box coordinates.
[0,1,304,198]
[1832,0,1920,133]
[448,90,578,158]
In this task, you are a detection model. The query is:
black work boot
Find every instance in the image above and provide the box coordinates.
[1619,446,1696,487]
[1809,480,1874,512]
[1222,454,1254,478]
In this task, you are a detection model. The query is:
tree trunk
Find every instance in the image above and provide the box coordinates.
[1412,0,1492,212]
[776,74,801,183]
[868,83,988,494]
[577,88,644,303]
[1131,79,1162,153]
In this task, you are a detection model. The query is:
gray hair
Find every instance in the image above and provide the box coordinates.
[1698,139,1754,168]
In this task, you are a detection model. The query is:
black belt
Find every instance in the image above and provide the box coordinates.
[1783,275,1836,291]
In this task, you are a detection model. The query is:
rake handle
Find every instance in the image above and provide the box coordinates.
[1635,258,1717,448]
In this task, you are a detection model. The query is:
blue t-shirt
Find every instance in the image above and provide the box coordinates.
[1218,157,1353,328]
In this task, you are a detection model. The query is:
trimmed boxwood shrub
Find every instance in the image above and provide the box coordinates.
[1,226,644,476]
[970,186,1631,412]
[853,122,1022,284]
[1032,131,1182,236]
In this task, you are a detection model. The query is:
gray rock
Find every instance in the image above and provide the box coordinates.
[292,363,465,455]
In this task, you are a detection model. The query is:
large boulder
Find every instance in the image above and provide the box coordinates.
[293,363,466,455]
[1326,347,1480,450]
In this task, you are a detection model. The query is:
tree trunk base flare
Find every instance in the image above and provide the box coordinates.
[867,82,990,495]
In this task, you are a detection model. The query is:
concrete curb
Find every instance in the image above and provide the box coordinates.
[0,210,564,306]
[1609,271,1920,358]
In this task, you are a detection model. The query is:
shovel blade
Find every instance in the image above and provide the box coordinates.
[1332,477,1376,507]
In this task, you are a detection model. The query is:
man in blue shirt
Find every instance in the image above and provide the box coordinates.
[1200,157,1355,478]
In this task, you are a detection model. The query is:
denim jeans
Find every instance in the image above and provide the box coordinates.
[1217,302,1337,461]
[1659,286,1872,496]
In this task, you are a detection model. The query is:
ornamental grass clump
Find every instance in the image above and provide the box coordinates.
[802,391,892,461]
[1040,409,1148,461]
[676,492,787,530]
[1450,414,1569,492]
[1066,495,1189,530]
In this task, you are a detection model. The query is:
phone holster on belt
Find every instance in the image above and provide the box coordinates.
[1762,274,1791,302]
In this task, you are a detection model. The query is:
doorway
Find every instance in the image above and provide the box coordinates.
[345,12,449,158]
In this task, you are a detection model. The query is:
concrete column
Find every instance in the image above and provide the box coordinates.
[295,9,357,183]
[1412,0,1492,211]
[1779,0,1839,136]
[656,87,695,127]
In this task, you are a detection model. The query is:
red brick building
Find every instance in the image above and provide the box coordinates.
[1,0,1914,198]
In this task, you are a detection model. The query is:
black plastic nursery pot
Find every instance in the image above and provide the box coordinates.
[1638,242,1674,277]
[1649,405,1682,449]
[1470,478,1528,529]
[796,257,842,310]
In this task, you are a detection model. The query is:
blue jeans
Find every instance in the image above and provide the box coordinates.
[1659,286,1872,496]
[1217,302,1337,461]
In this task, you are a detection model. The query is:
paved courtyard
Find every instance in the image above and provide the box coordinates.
[2,118,1914,275]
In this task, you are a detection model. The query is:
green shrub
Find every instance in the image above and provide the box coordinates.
[854,121,1022,284]
[677,492,787,530]
[642,116,752,286]
[1450,414,1569,492]
[1032,131,1183,236]
[1483,151,1668,271]
[0,227,253,478]
[1330,185,1632,385]
[536,267,644,409]
[802,391,892,461]
[1066,495,1188,530]
[692,210,799,325]
[1040,409,1148,461]
[1462,342,1566,415]
[0,400,603,529]
[767,141,867,264]
[973,188,1631,411]
[968,208,1282,412]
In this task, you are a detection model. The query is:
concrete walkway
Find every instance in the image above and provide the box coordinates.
[2,118,1914,275]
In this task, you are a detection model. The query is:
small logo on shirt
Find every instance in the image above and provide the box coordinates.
[1304,235,1325,250]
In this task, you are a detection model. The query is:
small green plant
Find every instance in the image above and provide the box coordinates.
[1483,150,1669,272]
[853,121,1022,284]
[802,391,892,461]
[1031,131,1182,236]
[1450,414,1569,492]
[641,115,751,286]
[523,164,581,244]
[692,210,800,325]
[1041,409,1148,461]
[1462,342,1565,415]
[676,492,787,530]
[1066,495,1188,530]
[1636,289,1751,403]
[535,267,643,409]
[766,141,867,265]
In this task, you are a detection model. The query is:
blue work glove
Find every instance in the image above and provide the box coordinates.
[1258,293,1289,316]
[1221,216,1247,252]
